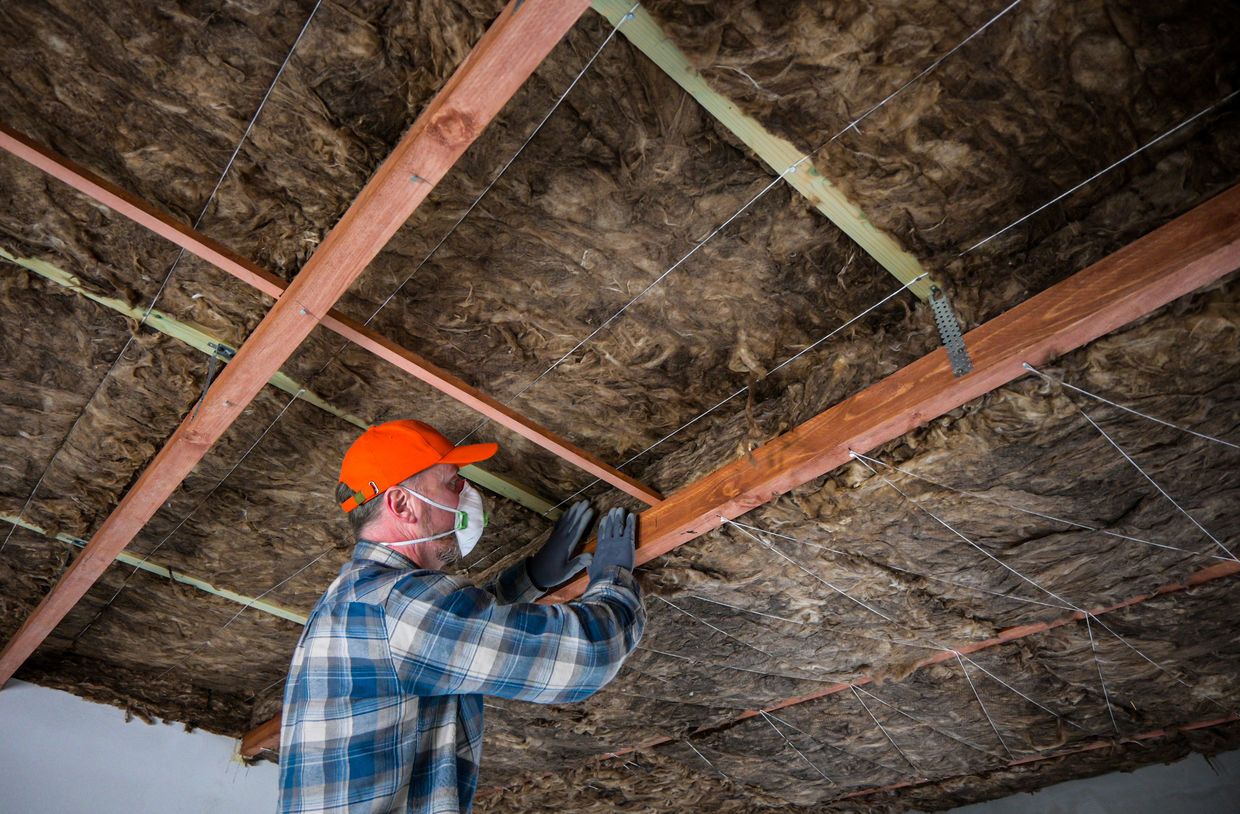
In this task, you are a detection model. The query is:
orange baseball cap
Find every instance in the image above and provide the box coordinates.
[339,419,497,512]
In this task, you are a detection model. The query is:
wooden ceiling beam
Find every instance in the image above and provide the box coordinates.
[0,0,597,688]
[0,126,662,509]
[242,184,1240,757]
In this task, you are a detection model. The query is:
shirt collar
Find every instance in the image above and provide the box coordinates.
[353,539,421,569]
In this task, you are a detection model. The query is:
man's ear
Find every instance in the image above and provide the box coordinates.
[384,487,419,525]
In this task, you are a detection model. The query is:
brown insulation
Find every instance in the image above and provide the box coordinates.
[0,0,1238,809]
[480,721,1240,814]
[640,0,1240,324]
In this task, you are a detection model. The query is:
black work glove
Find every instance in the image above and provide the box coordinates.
[527,500,595,590]
[588,507,636,584]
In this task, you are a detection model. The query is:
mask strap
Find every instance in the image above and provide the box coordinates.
[400,487,467,531]
[401,487,458,514]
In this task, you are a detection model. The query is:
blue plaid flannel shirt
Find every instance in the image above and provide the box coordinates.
[277,539,644,814]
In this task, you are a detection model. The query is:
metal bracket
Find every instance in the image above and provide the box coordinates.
[929,285,972,377]
[192,343,237,419]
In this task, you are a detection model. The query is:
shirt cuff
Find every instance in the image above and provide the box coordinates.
[582,565,640,602]
[491,557,544,604]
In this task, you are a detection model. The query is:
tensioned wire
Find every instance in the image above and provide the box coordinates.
[463,268,930,574]
[105,13,643,671]
[529,271,930,519]
[0,1,324,557]
[1022,363,1237,562]
[1022,365,1238,451]
[847,449,1229,563]
[961,88,1240,255]
[456,0,1026,446]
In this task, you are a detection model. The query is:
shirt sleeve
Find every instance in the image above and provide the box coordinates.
[481,557,543,605]
[384,566,644,703]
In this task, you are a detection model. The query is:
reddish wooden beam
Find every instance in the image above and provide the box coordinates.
[0,0,595,687]
[241,186,1240,757]
[241,714,282,758]
[0,127,662,507]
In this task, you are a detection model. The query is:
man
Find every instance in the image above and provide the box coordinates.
[277,419,645,813]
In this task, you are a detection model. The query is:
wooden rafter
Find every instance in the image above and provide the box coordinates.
[592,0,935,300]
[0,0,596,688]
[0,125,662,508]
[241,184,1240,756]
[1,247,558,516]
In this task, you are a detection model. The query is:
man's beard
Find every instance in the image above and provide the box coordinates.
[436,538,462,570]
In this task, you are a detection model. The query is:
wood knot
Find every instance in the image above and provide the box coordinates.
[428,107,479,147]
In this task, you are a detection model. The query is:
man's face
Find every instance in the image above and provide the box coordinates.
[412,464,465,570]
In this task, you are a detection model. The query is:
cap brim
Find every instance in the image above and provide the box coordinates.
[440,442,498,466]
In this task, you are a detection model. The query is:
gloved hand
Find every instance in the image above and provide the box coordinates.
[588,506,636,584]
[527,500,595,590]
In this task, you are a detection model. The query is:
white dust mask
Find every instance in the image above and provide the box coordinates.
[384,481,488,558]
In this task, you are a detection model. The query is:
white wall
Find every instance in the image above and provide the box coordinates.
[938,746,1240,814]
[0,679,278,814]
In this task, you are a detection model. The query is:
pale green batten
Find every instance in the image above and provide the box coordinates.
[0,514,309,625]
[2,248,561,518]
[591,0,934,301]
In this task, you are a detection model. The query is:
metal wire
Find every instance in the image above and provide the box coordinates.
[760,709,911,778]
[850,685,922,774]
[849,450,1220,561]
[683,739,731,783]
[851,684,1002,760]
[71,389,305,643]
[952,651,1086,731]
[1076,410,1237,562]
[636,645,840,686]
[154,543,337,682]
[962,88,1240,254]
[851,453,1081,613]
[954,652,1015,760]
[724,519,900,624]
[539,273,929,515]
[356,4,641,333]
[1085,613,1121,734]
[724,518,1071,611]
[759,710,835,785]
[653,595,776,658]
[1024,364,1239,451]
